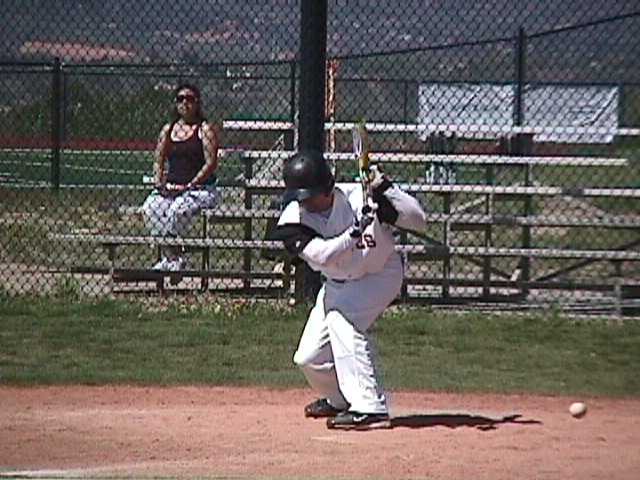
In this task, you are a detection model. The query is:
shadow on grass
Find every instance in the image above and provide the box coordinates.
[390,413,542,431]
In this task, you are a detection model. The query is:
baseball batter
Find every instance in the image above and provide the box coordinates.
[271,150,427,429]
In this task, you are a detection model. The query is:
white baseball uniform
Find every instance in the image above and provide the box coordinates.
[274,180,426,414]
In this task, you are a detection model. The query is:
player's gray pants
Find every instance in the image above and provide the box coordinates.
[293,253,403,414]
[142,187,217,237]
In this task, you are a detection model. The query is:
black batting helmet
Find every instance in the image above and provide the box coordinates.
[283,150,335,201]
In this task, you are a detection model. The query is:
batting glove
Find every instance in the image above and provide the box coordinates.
[349,205,376,238]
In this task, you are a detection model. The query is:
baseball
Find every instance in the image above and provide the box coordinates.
[288,298,296,307]
[569,402,587,418]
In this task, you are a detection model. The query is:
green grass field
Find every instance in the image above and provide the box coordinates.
[1,294,639,397]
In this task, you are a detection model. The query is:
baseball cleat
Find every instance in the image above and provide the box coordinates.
[152,257,171,270]
[304,398,346,418]
[326,411,391,430]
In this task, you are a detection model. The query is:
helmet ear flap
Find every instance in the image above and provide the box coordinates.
[323,176,335,195]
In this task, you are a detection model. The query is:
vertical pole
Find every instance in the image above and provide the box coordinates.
[513,28,526,127]
[298,0,327,153]
[402,80,409,146]
[514,27,530,296]
[483,166,494,299]
[617,82,625,134]
[442,193,451,299]
[51,57,62,190]
[61,68,68,145]
[282,61,297,296]
[400,230,408,301]
[243,157,253,291]
[295,0,327,302]
[201,214,209,292]
[289,60,297,141]
[615,82,624,158]
[325,59,338,153]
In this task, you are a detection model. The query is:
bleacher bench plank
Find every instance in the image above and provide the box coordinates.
[240,150,629,167]
[223,120,640,137]
[202,208,280,219]
[422,213,640,229]
[52,234,284,250]
[410,185,640,198]
[52,234,640,261]
[403,245,640,261]
[246,179,640,199]
[117,206,639,229]
[118,206,280,219]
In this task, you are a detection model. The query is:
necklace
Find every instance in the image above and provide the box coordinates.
[172,121,197,141]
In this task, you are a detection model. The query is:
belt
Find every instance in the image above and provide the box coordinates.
[324,276,347,284]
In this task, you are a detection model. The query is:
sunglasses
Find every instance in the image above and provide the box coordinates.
[175,94,197,103]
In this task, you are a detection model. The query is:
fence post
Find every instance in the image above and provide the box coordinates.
[514,27,531,297]
[295,0,327,302]
[287,60,297,150]
[61,66,68,145]
[618,82,625,129]
[402,80,410,146]
[50,57,62,190]
[514,28,526,127]
[298,1,327,152]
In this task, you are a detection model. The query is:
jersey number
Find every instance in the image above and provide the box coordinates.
[356,234,376,249]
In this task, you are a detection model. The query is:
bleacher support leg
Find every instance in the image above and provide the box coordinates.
[483,165,494,298]
[521,145,533,297]
[243,157,254,291]
[201,215,209,291]
[155,245,163,293]
[442,193,451,298]
[400,230,409,301]
[107,244,116,294]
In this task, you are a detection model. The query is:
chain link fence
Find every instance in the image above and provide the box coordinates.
[1,1,639,314]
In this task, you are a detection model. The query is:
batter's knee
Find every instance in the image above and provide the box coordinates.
[325,310,353,331]
[292,348,311,367]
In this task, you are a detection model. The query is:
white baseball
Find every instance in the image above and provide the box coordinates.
[569,402,587,418]
[288,298,296,307]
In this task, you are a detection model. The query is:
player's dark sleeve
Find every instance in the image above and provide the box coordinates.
[269,223,321,258]
[371,178,399,225]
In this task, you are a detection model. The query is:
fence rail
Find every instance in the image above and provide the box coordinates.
[1,2,640,313]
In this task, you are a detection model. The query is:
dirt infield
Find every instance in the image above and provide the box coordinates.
[1,386,639,480]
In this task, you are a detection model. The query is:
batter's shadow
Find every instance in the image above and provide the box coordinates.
[390,413,542,431]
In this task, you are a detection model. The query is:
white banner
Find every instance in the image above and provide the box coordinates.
[417,83,619,143]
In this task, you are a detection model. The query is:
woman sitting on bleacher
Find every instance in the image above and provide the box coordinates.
[142,83,219,271]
